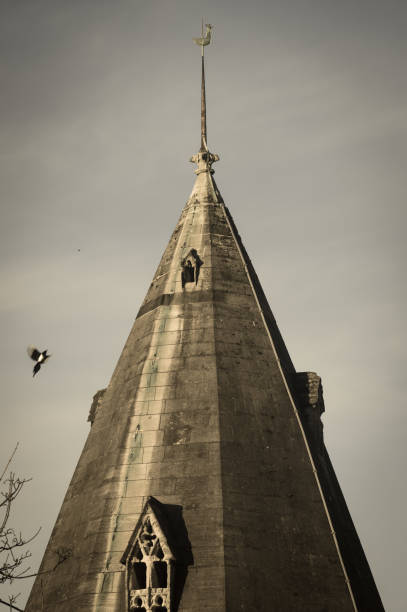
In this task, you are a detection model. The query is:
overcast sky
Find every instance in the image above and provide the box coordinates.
[1,1,406,609]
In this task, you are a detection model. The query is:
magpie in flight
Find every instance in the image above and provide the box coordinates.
[27,345,51,377]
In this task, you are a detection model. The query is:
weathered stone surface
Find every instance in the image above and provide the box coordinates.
[26,153,383,611]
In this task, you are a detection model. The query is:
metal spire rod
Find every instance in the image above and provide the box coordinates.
[201,52,207,151]
[193,20,213,152]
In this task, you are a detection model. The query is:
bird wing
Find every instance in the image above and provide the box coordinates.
[27,345,41,361]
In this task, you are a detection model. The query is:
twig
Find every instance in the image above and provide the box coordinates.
[0,598,24,611]
[0,445,19,484]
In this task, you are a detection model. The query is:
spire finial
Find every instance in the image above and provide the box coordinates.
[191,22,219,175]
[193,21,213,151]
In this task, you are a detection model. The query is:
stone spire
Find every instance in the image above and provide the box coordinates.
[25,26,384,612]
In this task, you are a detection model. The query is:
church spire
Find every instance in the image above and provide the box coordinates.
[25,25,384,612]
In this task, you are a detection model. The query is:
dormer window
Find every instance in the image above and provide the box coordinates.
[126,519,170,610]
[181,249,203,288]
[121,497,192,612]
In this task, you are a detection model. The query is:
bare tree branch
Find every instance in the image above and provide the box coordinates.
[0,467,38,585]
[0,444,19,484]
[1,447,72,608]
[0,596,24,611]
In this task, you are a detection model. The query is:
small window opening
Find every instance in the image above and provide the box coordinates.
[133,596,146,611]
[155,543,164,560]
[152,600,167,612]
[181,249,203,288]
[183,260,195,284]
[151,561,167,588]
[131,562,146,589]
[134,543,143,561]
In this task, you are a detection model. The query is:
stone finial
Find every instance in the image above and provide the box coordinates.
[190,150,220,175]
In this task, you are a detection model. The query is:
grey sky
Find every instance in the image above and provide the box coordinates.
[1,0,406,609]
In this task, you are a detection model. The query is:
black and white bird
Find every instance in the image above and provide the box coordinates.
[27,345,51,377]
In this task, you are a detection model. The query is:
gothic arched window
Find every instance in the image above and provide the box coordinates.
[121,499,182,612]
[181,249,203,288]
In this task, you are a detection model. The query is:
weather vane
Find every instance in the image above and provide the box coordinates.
[192,20,214,152]
[191,19,218,162]
[193,20,213,56]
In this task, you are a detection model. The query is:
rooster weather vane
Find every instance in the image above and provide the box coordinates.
[193,22,213,55]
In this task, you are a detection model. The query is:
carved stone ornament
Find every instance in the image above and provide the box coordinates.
[189,150,220,175]
[295,371,325,453]
[87,388,106,425]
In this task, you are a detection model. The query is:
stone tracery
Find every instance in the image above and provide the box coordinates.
[124,511,173,611]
